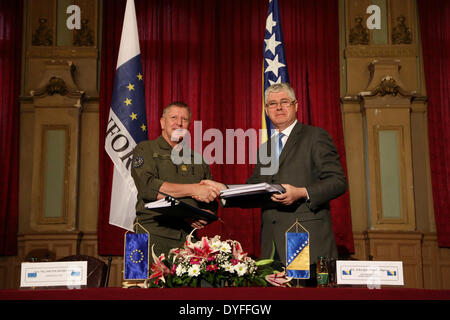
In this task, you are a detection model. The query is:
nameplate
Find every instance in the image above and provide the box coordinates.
[336,260,404,286]
[20,261,87,288]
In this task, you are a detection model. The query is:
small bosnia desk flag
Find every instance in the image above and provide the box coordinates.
[124,232,149,280]
[286,220,310,279]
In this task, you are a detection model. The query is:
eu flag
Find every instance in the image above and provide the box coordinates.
[124,233,149,280]
[262,0,290,142]
[105,0,148,231]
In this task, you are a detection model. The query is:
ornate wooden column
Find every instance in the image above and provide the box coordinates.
[0,0,104,290]
[29,60,84,233]
[338,0,449,288]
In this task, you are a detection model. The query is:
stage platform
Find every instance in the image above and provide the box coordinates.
[1,286,450,301]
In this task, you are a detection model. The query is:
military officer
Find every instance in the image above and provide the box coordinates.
[131,101,221,258]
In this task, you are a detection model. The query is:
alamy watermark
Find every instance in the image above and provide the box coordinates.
[170,121,281,176]
[66,5,81,30]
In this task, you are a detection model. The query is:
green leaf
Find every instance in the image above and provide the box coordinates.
[255,259,274,266]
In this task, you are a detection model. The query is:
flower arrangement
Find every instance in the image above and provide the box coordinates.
[147,231,292,288]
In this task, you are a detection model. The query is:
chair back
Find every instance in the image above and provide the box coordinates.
[58,255,108,288]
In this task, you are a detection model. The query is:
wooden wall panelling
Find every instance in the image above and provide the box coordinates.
[107,257,125,287]
[368,231,423,288]
[341,99,369,234]
[436,242,450,289]
[410,99,436,233]
[350,231,370,261]
[422,233,440,289]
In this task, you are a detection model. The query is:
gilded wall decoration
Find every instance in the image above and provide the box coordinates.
[32,17,53,46]
[349,16,369,45]
[392,15,412,44]
[362,76,411,97]
[73,19,95,47]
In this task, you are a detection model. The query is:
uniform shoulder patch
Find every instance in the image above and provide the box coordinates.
[132,155,144,168]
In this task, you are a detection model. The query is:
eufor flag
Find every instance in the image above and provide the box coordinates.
[105,0,148,231]
[262,0,290,142]
[124,233,149,280]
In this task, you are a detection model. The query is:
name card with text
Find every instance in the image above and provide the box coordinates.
[20,261,87,288]
[336,260,404,286]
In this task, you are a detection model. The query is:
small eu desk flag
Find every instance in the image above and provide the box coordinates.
[124,232,149,280]
[285,220,310,279]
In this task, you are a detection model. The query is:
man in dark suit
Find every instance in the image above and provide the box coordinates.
[246,82,347,271]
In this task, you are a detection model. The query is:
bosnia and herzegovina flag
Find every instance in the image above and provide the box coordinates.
[262,0,290,143]
[124,233,149,280]
[105,0,148,231]
[286,232,310,279]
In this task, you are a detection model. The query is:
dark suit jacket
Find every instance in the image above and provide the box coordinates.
[247,121,347,265]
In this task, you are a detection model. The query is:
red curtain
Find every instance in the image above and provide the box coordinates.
[98,0,354,256]
[0,1,22,256]
[98,0,128,256]
[418,0,450,247]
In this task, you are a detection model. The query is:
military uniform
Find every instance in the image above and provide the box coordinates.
[131,135,218,258]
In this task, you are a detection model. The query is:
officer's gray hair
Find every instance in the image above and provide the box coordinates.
[162,101,192,120]
[264,83,296,105]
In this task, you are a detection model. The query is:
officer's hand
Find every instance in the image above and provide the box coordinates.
[271,184,308,206]
[185,218,208,229]
[192,184,220,203]
[200,179,227,191]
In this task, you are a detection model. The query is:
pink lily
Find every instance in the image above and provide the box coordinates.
[149,245,170,284]
[170,263,177,275]
[232,240,248,260]
[265,270,293,287]
[179,230,216,261]
[189,236,214,259]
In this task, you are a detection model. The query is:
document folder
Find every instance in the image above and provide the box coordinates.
[219,183,286,208]
[144,195,219,222]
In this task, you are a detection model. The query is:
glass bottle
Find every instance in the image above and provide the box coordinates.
[328,258,337,287]
[316,256,329,287]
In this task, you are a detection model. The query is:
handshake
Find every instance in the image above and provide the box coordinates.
[191,179,227,203]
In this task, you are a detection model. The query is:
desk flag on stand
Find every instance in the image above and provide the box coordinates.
[285,220,310,279]
[262,0,290,143]
[124,226,149,280]
[105,0,148,231]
